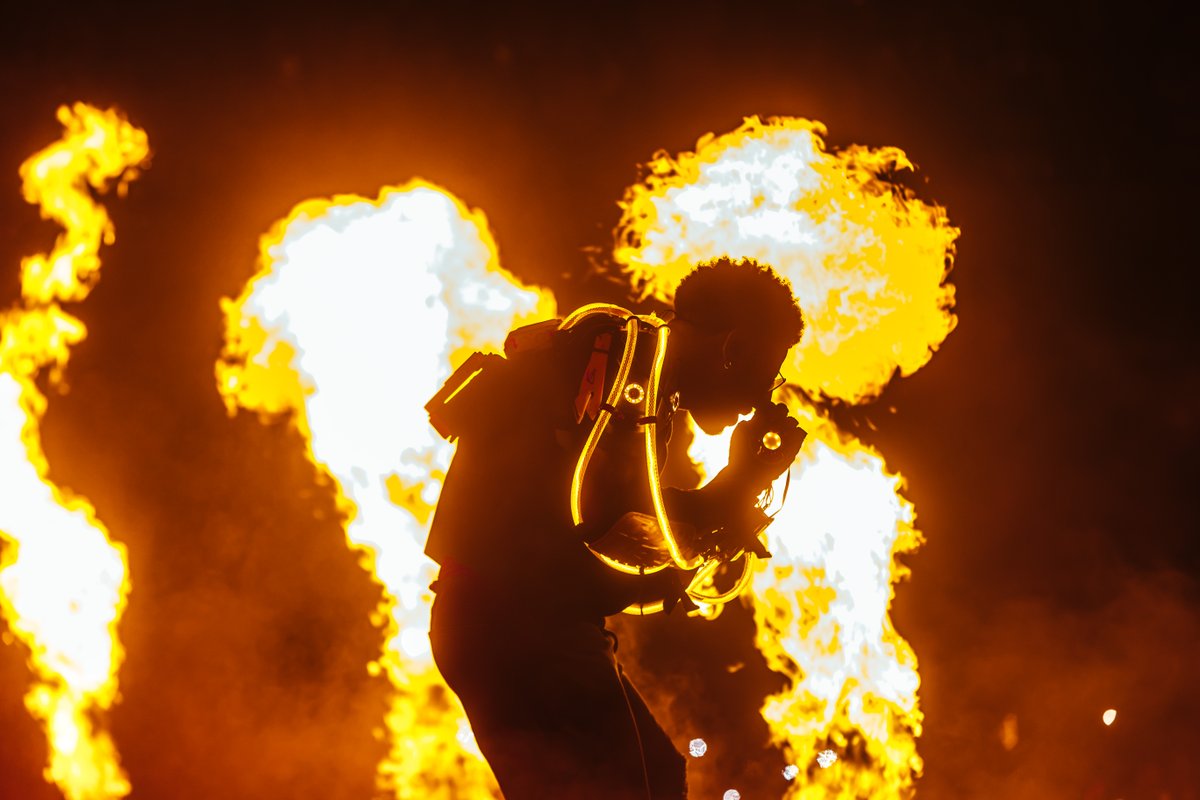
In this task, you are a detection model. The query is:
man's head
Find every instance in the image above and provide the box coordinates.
[669,257,804,434]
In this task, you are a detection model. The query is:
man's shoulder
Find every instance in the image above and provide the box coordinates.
[500,313,626,373]
[501,318,560,358]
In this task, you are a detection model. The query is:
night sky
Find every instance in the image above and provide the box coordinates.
[1,2,1197,799]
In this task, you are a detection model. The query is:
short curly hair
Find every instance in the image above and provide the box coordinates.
[673,257,804,347]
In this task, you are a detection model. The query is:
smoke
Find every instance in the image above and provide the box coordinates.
[610,602,791,799]
[612,565,1200,800]
[915,566,1200,799]
[104,416,392,800]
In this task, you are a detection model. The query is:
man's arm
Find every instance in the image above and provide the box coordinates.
[661,402,805,559]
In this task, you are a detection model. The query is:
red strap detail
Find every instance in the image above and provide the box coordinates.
[575,333,611,423]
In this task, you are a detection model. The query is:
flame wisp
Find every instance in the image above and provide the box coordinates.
[216,180,554,798]
[0,103,148,800]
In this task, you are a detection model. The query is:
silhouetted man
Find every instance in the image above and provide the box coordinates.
[425,257,805,799]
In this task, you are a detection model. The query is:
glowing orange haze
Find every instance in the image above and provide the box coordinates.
[0,106,956,800]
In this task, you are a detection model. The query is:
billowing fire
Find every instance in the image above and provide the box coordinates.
[0,104,148,800]
[216,180,554,797]
[616,115,957,404]
[216,116,954,797]
[614,116,957,797]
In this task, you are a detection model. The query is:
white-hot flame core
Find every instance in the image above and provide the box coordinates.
[0,426,126,691]
[218,181,553,798]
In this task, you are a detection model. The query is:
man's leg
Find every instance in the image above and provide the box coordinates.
[430,589,682,799]
[617,667,688,800]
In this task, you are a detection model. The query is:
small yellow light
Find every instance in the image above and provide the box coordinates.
[624,382,645,404]
[999,713,1018,750]
[1102,709,1116,726]
[762,431,782,451]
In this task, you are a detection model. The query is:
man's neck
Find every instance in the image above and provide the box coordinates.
[659,321,684,404]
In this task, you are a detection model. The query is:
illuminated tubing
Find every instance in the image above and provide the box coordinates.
[565,307,701,569]
[642,325,704,571]
[561,303,764,613]
[559,302,633,330]
[626,599,665,616]
[563,307,640,526]
[685,552,757,605]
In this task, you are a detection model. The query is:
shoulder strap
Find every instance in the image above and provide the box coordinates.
[503,318,561,358]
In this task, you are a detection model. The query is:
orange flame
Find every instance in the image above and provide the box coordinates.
[615,116,955,797]
[216,180,554,798]
[0,103,148,800]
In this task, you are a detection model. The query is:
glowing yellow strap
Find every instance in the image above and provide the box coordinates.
[620,599,665,616]
[569,316,639,525]
[685,553,757,605]
[589,548,672,576]
[620,553,758,614]
[594,556,656,575]
[643,325,704,571]
[565,306,736,605]
[558,303,633,331]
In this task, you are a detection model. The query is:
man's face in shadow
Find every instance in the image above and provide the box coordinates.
[676,326,788,435]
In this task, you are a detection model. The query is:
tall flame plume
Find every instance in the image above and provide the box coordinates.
[0,103,148,800]
[216,180,554,798]
[616,116,955,797]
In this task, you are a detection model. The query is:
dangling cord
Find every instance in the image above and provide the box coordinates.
[685,468,793,608]
[605,628,653,800]
[761,467,792,521]
[615,661,654,800]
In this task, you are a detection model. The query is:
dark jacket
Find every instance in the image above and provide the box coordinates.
[425,317,683,618]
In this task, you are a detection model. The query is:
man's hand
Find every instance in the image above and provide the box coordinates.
[726,402,805,496]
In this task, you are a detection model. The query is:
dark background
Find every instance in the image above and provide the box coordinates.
[1,1,1196,798]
